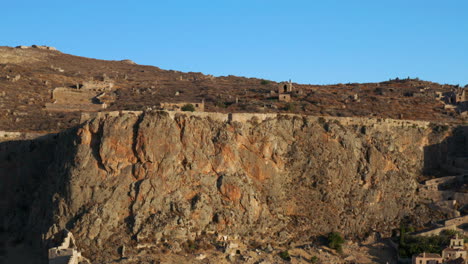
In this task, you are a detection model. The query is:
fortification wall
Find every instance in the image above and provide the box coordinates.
[79,110,435,130]
[160,102,205,112]
[425,176,464,187]
[415,215,468,237]
[81,80,114,91]
[46,87,107,112]
[422,190,468,204]
[80,111,143,123]
[168,111,228,122]
[0,131,51,142]
[46,103,105,112]
[0,131,22,140]
[416,225,463,237]
[52,88,96,104]
[445,215,468,227]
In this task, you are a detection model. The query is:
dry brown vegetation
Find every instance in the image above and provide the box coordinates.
[0,46,461,132]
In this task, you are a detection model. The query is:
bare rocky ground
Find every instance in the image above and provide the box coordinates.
[0,45,463,133]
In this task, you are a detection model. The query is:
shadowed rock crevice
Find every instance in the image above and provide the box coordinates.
[89,120,106,172]
[131,112,145,164]
[2,112,465,263]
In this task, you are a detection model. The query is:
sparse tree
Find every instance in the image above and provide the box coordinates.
[327,232,345,253]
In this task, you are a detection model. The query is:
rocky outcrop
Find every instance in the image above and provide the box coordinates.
[2,111,462,262]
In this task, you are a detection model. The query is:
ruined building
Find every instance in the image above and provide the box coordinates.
[45,77,115,112]
[159,100,205,112]
[270,80,303,102]
[48,230,89,264]
[456,88,468,103]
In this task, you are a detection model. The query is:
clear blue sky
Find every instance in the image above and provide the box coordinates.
[2,0,468,85]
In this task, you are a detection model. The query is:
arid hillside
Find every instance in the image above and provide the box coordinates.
[0,45,463,132]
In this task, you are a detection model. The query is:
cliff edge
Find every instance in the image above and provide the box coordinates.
[2,111,461,262]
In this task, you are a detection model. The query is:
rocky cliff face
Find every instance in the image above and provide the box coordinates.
[2,111,456,262]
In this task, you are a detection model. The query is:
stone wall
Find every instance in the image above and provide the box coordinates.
[51,88,96,104]
[279,94,291,102]
[48,231,88,264]
[445,215,468,227]
[80,110,434,131]
[46,87,107,112]
[46,103,106,112]
[424,175,466,190]
[0,131,22,141]
[0,131,50,142]
[415,225,462,237]
[80,80,113,91]
[415,215,468,237]
[160,101,205,112]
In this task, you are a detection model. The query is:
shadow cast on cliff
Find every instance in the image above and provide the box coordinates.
[423,125,468,177]
[0,127,80,263]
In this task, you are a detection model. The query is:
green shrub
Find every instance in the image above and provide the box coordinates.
[311,256,318,263]
[260,80,270,85]
[278,250,291,261]
[181,104,195,112]
[399,225,406,246]
[327,232,345,253]
[432,125,449,133]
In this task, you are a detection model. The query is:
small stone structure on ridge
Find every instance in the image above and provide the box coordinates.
[269,80,303,102]
[48,230,89,264]
[435,87,468,114]
[16,45,58,51]
[45,77,115,112]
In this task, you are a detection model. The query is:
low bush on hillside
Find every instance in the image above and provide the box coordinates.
[327,232,345,253]
[181,104,195,112]
[278,250,291,261]
[430,123,449,133]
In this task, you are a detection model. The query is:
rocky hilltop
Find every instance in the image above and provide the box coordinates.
[3,111,462,263]
[0,46,464,133]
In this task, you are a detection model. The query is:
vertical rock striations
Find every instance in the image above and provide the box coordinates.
[2,111,458,262]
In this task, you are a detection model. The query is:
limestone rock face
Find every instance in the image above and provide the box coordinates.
[2,112,456,262]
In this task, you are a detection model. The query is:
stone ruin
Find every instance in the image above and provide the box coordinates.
[434,88,468,114]
[48,230,89,264]
[45,88,108,112]
[45,77,115,112]
[269,80,303,102]
[16,45,58,51]
[159,100,205,112]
